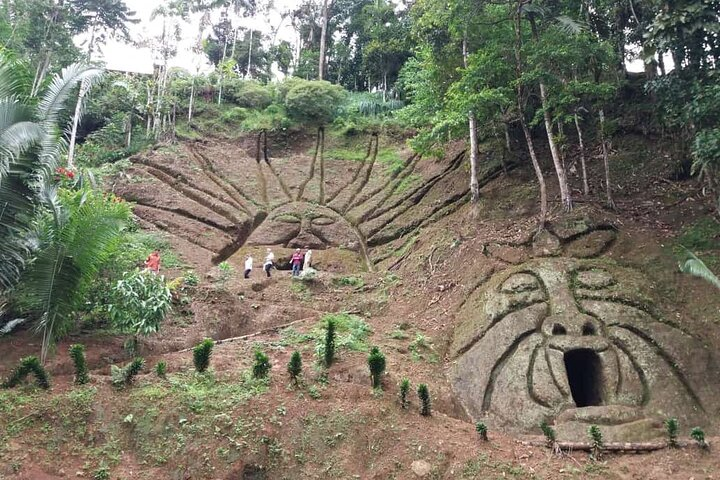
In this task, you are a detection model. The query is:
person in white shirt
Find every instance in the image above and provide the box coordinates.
[244,255,253,279]
[263,248,275,277]
[303,247,312,270]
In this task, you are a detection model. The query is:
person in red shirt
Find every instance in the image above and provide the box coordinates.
[290,248,303,277]
[144,250,161,272]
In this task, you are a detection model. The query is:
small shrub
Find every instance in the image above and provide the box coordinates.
[1,356,50,390]
[588,425,604,460]
[367,346,386,389]
[664,417,679,448]
[193,338,215,373]
[183,270,200,286]
[690,426,708,449]
[417,383,431,416]
[287,351,302,384]
[332,276,364,288]
[540,420,556,445]
[399,377,410,408]
[217,261,234,288]
[69,344,90,385]
[308,385,321,399]
[93,466,110,480]
[108,269,172,340]
[324,317,336,367]
[476,422,488,441]
[155,361,167,378]
[111,357,145,389]
[253,349,271,379]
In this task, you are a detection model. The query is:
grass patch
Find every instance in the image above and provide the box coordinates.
[677,218,720,252]
[395,173,421,194]
[377,147,405,174]
[331,276,365,288]
[324,147,368,162]
[275,313,372,355]
[289,281,312,301]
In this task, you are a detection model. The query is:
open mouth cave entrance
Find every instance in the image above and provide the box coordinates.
[564,349,604,407]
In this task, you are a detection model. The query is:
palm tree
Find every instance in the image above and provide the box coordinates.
[0,56,121,362]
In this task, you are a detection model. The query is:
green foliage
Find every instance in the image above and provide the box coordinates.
[110,357,145,389]
[284,80,347,126]
[241,105,292,133]
[92,466,110,480]
[476,422,488,441]
[155,361,167,379]
[108,269,172,337]
[332,276,365,288]
[399,377,410,408]
[216,261,234,289]
[252,349,271,379]
[417,383,431,416]
[324,317,337,367]
[588,425,603,460]
[1,356,50,390]
[664,417,679,448]
[287,351,303,384]
[193,338,214,373]
[223,80,273,109]
[690,427,707,449]
[540,420,556,445]
[183,270,199,287]
[69,344,89,385]
[679,247,720,290]
[678,219,720,251]
[367,346,386,389]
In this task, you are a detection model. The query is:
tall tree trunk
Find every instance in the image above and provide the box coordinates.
[462,35,479,204]
[574,112,589,195]
[66,79,91,169]
[318,0,330,80]
[188,79,195,122]
[529,16,572,211]
[247,28,254,78]
[67,20,98,169]
[217,8,230,104]
[598,109,615,209]
[514,4,547,230]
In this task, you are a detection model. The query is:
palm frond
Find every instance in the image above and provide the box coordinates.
[555,15,586,35]
[35,64,103,129]
[679,247,720,290]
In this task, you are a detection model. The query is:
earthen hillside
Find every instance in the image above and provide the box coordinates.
[1,130,719,479]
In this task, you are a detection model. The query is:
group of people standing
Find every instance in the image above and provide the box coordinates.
[244,247,313,279]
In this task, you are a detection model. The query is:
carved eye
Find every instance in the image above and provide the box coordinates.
[311,216,335,226]
[273,214,301,224]
[575,269,615,289]
[500,273,540,293]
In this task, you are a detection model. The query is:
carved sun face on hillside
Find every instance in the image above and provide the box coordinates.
[450,246,717,440]
[116,134,469,269]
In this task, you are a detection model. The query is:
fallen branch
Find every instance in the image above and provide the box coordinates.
[176,315,317,353]
[529,440,686,452]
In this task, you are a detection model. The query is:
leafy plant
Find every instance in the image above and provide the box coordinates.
[108,269,172,349]
[679,247,720,290]
[253,349,271,379]
[588,425,604,460]
[475,422,488,441]
[155,361,167,379]
[1,356,51,390]
[665,417,679,448]
[367,346,386,389]
[308,385,321,399]
[68,344,89,385]
[183,270,199,286]
[399,377,410,408]
[690,427,708,449]
[111,357,145,389]
[193,338,214,373]
[417,383,431,416]
[324,317,337,367]
[540,420,557,445]
[217,261,234,289]
[287,351,302,384]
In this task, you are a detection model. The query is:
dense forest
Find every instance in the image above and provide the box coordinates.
[1,1,720,477]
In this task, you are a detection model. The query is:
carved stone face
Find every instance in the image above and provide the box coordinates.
[450,257,717,441]
[246,201,360,251]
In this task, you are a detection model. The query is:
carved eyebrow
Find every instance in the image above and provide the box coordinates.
[311,216,336,225]
[574,269,615,289]
[500,273,541,293]
[272,213,301,223]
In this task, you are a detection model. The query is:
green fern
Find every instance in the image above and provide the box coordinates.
[69,344,90,385]
[399,377,410,409]
[1,355,51,390]
[417,383,431,416]
[287,351,302,384]
[367,346,386,389]
[111,357,145,389]
[253,349,271,379]
[193,338,214,373]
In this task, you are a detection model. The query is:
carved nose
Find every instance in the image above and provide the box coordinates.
[542,312,601,337]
